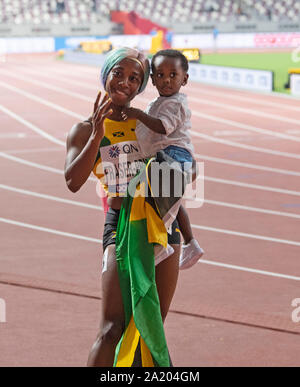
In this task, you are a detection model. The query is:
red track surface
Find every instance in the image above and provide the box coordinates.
[1,53,300,367]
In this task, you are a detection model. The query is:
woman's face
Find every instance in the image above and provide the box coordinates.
[105,58,144,106]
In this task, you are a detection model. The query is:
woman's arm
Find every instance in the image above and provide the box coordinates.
[64,92,112,192]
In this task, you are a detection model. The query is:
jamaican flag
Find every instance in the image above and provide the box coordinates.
[114,154,187,367]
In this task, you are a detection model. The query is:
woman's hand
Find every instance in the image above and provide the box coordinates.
[92,92,113,139]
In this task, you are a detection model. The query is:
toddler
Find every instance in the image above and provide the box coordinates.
[121,49,204,270]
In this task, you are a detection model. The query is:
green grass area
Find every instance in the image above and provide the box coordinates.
[201,51,297,93]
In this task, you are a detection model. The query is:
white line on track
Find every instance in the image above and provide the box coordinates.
[0,184,102,210]
[0,151,97,182]
[2,182,300,220]
[0,81,84,121]
[192,109,300,142]
[4,146,63,155]
[0,69,93,103]
[192,224,300,246]
[6,67,300,144]
[195,154,300,177]
[198,260,300,281]
[0,151,63,174]
[2,150,300,199]
[2,183,300,241]
[0,104,67,146]
[0,217,101,244]
[186,86,300,113]
[13,66,98,91]
[204,175,300,196]
[191,95,300,126]
[0,216,299,281]
[190,129,300,159]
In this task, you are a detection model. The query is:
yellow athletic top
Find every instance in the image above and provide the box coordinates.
[93,118,147,197]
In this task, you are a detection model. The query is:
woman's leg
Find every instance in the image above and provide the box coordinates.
[87,244,125,367]
[176,205,193,245]
[155,245,180,322]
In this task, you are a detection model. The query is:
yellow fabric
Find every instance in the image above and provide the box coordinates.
[140,337,155,367]
[129,182,146,222]
[145,201,167,248]
[115,317,140,367]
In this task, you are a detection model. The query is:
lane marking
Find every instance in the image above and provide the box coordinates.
[202,198,300,219]
[192,224,300,246]
[0,69,93,103]
[0,81,84,120]
[4,146,63,155]
[192,109,300,142]
[0,184,102,210]
[0,104,66,146]
[0,151,63,174]
[2,72,299,160]
[195,153,300,177]
[204,176,300,196]
[6,67,300,147]
[0,151,97,182]
[198,260,300,281]
[186,85,300,113]
[2,152,300,202]
[2,183,300,220]
[191,129,300,159]
[0,217,101,244]
[0,216,299,282]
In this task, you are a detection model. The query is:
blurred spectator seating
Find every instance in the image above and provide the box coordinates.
[0,0,299,25]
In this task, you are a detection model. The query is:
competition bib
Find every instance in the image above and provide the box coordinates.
[93,118,147,197]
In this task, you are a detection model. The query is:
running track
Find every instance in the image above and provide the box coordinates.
[0,53,300,366]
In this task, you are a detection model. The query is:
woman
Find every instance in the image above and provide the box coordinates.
[64,48,181,367]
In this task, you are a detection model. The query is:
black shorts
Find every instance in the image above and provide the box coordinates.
[103,207,181,252]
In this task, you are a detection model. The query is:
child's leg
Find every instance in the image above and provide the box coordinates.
[176,205,193,245]
[177,205,204,270]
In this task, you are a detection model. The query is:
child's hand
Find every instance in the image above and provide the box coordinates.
[121,107,140,121]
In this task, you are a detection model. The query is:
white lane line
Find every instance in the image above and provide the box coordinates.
[1,216,299,281]
[202,198,300,219]
[2,182,300,220]
[9,67,300,144]
[137,96,300,159]
[198,260,300,281]
[4,69,299,158]
[192,224,300,246]
[0,151,63,174]
[189,87,300,116]
[204,176,300,196]
[192,109,300,142]
[186,86,300,113]
[190,130,300,159]
[0,217,101,244]
[1,151,299,199]
[0,184,102,210]
[0,104,66,146]
[5,146,63,155]
[195,153,300,177]
[189,96,300,130]
[0,69,93,103]
[17,66,98,91]
[187,81,300,107]
[0,81,84,120]
[0,151,97,182]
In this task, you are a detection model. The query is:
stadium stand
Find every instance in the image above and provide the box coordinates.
[0,0,299,25]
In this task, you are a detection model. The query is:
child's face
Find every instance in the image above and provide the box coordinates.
[151,56,188,97]
[105,58,144,106]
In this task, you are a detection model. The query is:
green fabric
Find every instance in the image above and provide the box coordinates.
[114,171,170,367]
